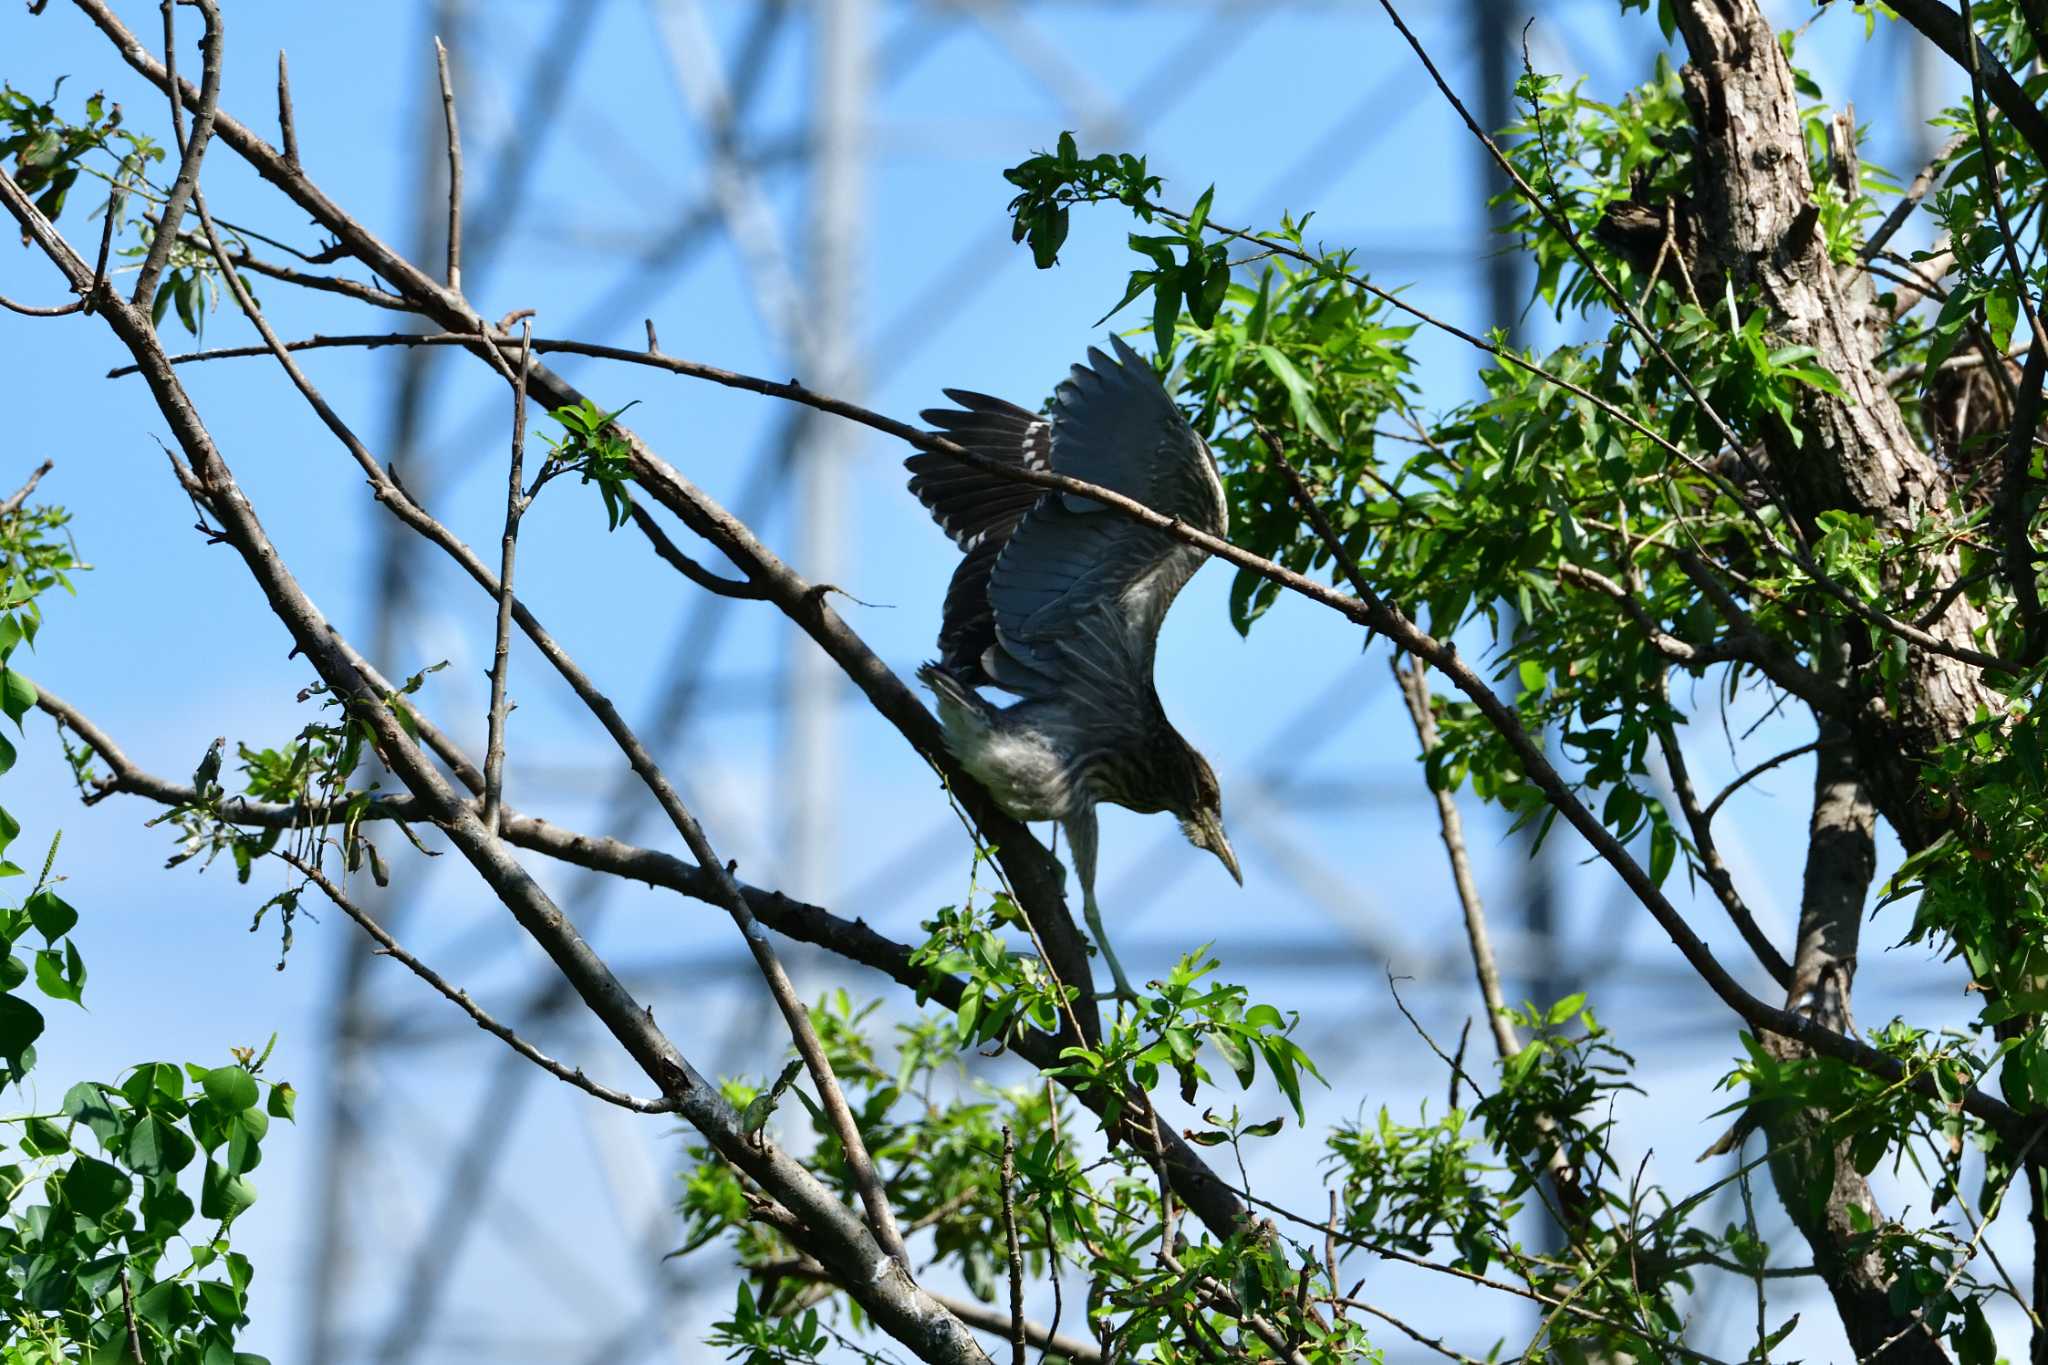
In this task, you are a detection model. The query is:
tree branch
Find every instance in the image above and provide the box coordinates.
[281,852,676,1114]
[187,167,915,1270]
[431,35,462,295]
[130,0,220,310]
[1884,0,2048,167]
[625,495,766,599]
[481,322,530,837]
[36,676,1254,1244]
[0,138,984,1364]
[1648,669,1793,990]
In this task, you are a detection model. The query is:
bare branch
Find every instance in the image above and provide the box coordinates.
[1001,1127,1025,1365]
[1702,738,1831,825]
[1343,1298,1487,1365]
[1390,656,1521,1063]
[625,496,766,598]
[119,1268,142,1364]
[0,460,54,517]
[432,36,462,295]
[185,167,914,1267]
[1,144,986,1363]
[282,852,676,1114]
[0,292,82,317]
[131,0,221,309]
[1860,132,1966,263]
[1647,668,1793,990]
[275,48,299,170]
[482,322,530,837]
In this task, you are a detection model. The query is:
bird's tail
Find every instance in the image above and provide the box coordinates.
[917,661,989,717]
[916,662,996,755]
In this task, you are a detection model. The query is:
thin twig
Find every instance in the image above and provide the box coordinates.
[0,291,84,317]
[1390,656,1521,1064]
[1701,738,1831,825]
[432,37,462,294]
[80,175,119,316]
[132,0,221,309]
[1040,1205,1066,1364]
[281,852,677,1113]
[482,321,530,837]
[1345,1297,1488,1365]
[0,460,54,517]
[625,496,765,598]
[120,1266,143,1363]
[1860,132,1967,262]
[275,48,299,170]
[1648,667,1793,989]
[1002,1126,1026,1365]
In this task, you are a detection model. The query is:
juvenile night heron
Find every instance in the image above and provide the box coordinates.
[905,334,1240,999]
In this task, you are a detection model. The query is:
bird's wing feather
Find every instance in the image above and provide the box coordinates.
[985,335,1227,707]
[905,390,1053,684]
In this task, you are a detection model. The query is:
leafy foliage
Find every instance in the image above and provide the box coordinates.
[0,486,285,1362]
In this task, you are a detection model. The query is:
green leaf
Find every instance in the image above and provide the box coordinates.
[1544,992,1588,1028]
[19,1115,66,1156]
[0,668,35,728]
[200,1158,257,1222]
[33,946,80,1004]
[0,993,44,1064]
[63,1155,132,1221]
[1958,1298,1997,1365]
[1253,344,1336,447]
[127,1113,197,1177]
[266,1081,295,1122]
[63,1081,122,1147]
[24,889,76,944]
[1648,820,1677,888]
[1152,279,1180,360]
[203,1065,259,1112]
[1211,1029,1256,1087]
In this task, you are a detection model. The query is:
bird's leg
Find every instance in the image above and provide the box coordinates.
[1063,806,1136,1003]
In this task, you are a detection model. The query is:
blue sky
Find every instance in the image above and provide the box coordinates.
[0,1,2000,1360]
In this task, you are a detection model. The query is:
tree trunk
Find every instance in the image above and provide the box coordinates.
[1670,0,1995,851]
[1668,2,2009,1354]
[1760,725,1947,1361]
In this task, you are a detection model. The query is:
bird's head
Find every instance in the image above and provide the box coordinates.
[1170,747,1241,887]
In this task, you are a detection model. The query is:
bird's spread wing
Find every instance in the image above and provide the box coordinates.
[906,390,1052,685]
[983,334,1228,705]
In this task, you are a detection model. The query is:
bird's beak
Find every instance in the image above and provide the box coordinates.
[1209,821,1242,887]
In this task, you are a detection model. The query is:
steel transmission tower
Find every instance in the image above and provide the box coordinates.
[293,3,1946,1361]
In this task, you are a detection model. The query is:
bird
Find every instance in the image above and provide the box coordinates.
[903,333,1240,1001]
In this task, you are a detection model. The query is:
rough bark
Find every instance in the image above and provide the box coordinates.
[1671,0,1996,853]
[1760,726,1946,1362]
